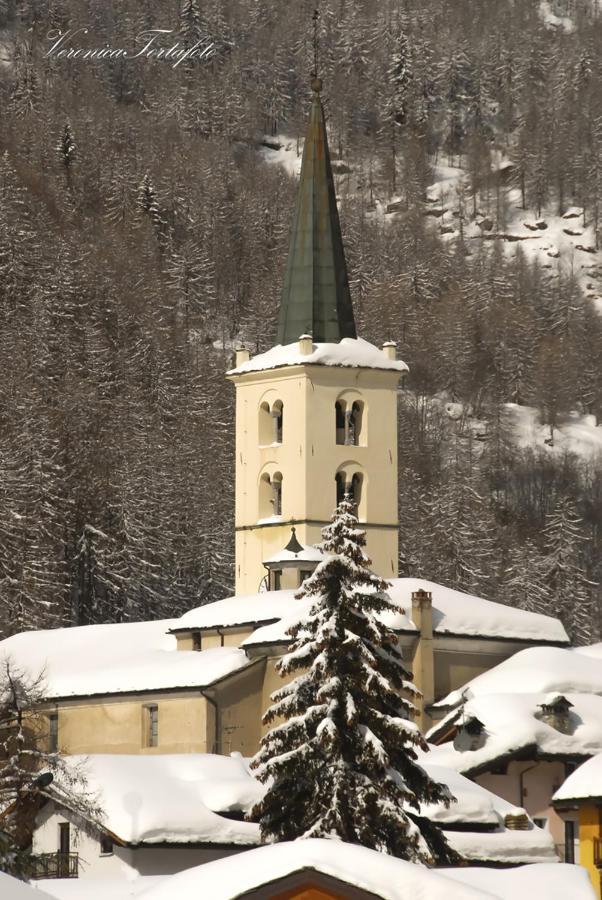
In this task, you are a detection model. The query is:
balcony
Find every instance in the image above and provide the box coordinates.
[30,852,79,879]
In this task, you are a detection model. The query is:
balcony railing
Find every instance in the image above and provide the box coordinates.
[30,852,79,879]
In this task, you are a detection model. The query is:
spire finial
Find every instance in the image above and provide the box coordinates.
[311,8,321,93]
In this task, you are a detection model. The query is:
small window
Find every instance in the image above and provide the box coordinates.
[272,473,282,516]
[259,402,272,445]
[335,472,346,506]
[533,817,547,830]
[351,473,363,512]
[145,705,158,748]
[192,632,202,651]
[348,401,363,445]
[272,569,282,591]
[49,713,58,753]
[100,834,114,856]
[564,819,576,864]
[272,401,283,444]
[59,822,70,854]
[335,402,346,445]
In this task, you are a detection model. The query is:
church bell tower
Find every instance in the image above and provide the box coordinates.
[227,77,407,595]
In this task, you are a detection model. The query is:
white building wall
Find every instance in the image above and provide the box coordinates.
[33,804,247,879]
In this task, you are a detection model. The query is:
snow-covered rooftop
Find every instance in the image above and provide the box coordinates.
[435,646,602,710]
[0,620,252,699]
[263,544,325,565]
[387,578,568,643]
[574,642,602,660]
[418,760,556,864]
[227,337,408,375]
[426,692,602,775]
[123,839,588,900]
[47,751,555,866]
[177,578,568,647]
[553,751,602,804]
[0,871,55,900]
[54,753,262,846]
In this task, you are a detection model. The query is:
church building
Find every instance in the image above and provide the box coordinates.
[0,77,569,760]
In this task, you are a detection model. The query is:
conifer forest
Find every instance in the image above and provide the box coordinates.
[0,0,600,643]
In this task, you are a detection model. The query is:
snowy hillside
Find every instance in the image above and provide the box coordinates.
[260,137,602,315]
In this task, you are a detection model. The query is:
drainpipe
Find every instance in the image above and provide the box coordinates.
[518,762,538,808]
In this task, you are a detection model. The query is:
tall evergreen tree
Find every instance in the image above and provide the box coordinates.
[542,496,598,645]
[250,497,456,864]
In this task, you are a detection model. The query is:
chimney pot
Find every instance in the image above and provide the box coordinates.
[235,347,250,366]
[412,589,432,608]
[299,334,313,356]
[382,341,397,360]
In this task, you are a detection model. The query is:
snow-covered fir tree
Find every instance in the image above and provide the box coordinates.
[250,497,456,864]
[56,121,75,171]
[542,496,598,645]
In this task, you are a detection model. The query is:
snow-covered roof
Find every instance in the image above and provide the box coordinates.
[435,646,602,710]
[44,751,554,866]
[0,620,252,699]
[0,872,55,900]
[52,754,262,846]
[35,879,160,899]
[553,752,602,804]
[227,337,408,375]
[123,839,588,900]
[126,838,485,900]
[387,578,568,643]
[418,760,555,864]
[173,590,308,632]
[177,578,568,647]
[426,692,602,775]
[443,864,594,900]
[262,544,325,565]
[574,642,602,660]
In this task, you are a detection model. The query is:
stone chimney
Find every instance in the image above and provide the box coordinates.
[410,589,434,733]
[299,334,313,356]
[382,340,397,360]
[235,346,250,367]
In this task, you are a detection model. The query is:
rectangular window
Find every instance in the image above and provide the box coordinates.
[49,713,58,753]
[192,632,202,651]
[145,705,158,748]
[99,834,114,856]
[272,570,282,591]
[565,819,576,863]
[58,822,70,854]
[58,822,70,878]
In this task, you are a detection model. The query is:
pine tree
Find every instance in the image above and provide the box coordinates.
[250,497,456,864]
[542,497,598,645]
[56,121,75,171]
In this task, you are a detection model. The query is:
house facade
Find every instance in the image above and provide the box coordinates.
[427,646,602,862]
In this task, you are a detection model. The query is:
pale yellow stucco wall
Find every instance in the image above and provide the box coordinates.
[46,692,211,755]
[211,660,266,755]
[229,363,401,595]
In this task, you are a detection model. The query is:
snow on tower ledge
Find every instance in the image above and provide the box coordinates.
[227,337,408,375]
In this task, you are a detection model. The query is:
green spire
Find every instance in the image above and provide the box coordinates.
[277,77,357,345]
